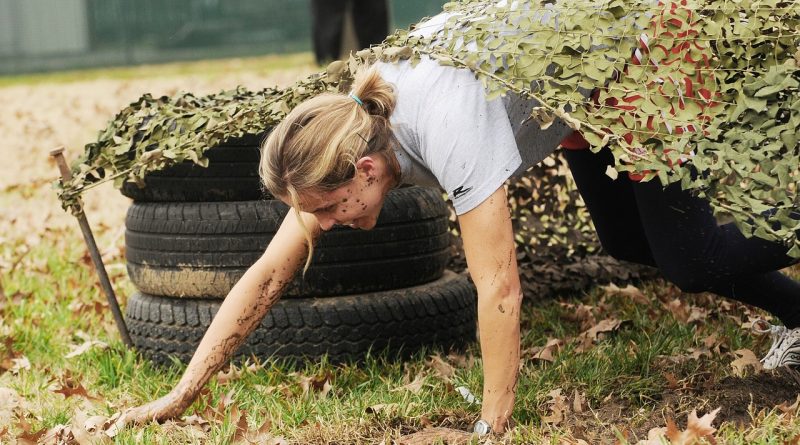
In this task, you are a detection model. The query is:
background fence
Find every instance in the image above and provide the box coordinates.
[0,0,446,75]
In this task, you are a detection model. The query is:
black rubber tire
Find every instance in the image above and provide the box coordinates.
[125,186,452,298]
[120,143,266,202]
[125,271,477,366]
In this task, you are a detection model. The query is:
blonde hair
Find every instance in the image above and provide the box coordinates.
[260,66,398,271]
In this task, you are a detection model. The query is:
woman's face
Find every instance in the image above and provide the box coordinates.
[286,155,395,231]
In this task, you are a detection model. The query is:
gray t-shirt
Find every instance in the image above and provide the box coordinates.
[376,8,574,215]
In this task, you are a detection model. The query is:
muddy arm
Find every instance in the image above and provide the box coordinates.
[457,186,522,434]
[120,208,320,424]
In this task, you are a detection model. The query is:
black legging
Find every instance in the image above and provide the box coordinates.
[563,148,800,328]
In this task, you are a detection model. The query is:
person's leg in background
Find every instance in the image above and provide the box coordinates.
[311,0,348,64]
[631,178,800,329]
[566,144,800,367]
[562,147,657,267]
[351,0,389,49]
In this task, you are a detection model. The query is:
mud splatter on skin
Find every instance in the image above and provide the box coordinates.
[511,361,520,393]
[171,331,245,411]
[489,247,516,286]
[186,275,292,399]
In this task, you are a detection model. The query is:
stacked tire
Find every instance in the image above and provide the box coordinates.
[122,135,477,365]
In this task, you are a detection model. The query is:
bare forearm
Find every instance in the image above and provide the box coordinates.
[171,260,291,405]
[456,187,523,434]
[117,210,315,426]
[478,288,522,431]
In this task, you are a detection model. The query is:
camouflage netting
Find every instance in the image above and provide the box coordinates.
[56,0,800,287]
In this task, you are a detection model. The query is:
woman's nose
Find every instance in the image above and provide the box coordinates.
[317,215,337,231]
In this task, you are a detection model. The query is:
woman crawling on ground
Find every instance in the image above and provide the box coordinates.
[120,5,800,438]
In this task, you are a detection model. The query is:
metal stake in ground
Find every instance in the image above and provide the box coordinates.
[50,146,132,347]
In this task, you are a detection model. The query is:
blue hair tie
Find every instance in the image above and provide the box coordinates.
[348,91,364,106]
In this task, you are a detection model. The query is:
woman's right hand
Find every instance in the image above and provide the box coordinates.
[115,390,190,427]
[113,209,314,432]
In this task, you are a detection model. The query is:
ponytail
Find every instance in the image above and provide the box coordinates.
[259,65,399,272]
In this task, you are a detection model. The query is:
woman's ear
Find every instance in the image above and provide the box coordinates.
[355,156,378,176]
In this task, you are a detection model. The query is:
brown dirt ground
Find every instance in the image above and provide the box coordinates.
[556,367,800,444]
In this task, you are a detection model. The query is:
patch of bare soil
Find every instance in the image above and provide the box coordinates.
[562,368,800,443]
[666,368,800,426]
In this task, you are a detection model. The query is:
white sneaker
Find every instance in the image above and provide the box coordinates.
[754,320,800,369]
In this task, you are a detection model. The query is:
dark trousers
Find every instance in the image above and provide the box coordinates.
[311,0,389,64]
[563,148,800,328]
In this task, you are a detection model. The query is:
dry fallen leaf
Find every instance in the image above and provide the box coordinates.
[391,373,427,394]
[777,395,800,414]
[572,389,585,413]
[54,381,99,401]
[664,299,708,325]
[366,403,399,416]
[602,282,649,305]
[427,354,456,381]
[67,300,109,318]
[232,416,285,445]
[217,362,262,385]
[70,411,113,445]
[701,333,726,355]
[668,408,720,444]
[639,426,668,445]
[295,372,333,399]
[559,302,598,332]
[664,372,681,390]
[527,338,564,362]
[638,408,720,445]
[16,428,47,445]
[0,387,25,429]
[1,337,22,375]
[159,418,209,442]
[686,306,708,324]
[579,318,624,343]
[230,409,249,444]
[730,349,763,377]
[541,388,568,425]
[37,424,72,445]
[10,356,31,374]
[446,352,475,368]
[65,339,108,358]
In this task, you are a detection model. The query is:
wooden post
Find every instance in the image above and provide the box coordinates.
[50,146,133,347]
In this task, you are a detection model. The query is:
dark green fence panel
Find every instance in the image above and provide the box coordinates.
[0,0,447,76]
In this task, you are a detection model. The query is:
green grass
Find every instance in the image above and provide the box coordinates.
[2,57,800,442]
[2,223,799,443]
[0,52,317,88]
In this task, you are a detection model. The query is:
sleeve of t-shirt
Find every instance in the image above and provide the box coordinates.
[415,65,522,215]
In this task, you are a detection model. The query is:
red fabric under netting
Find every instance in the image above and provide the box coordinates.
[560,0,722,181]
